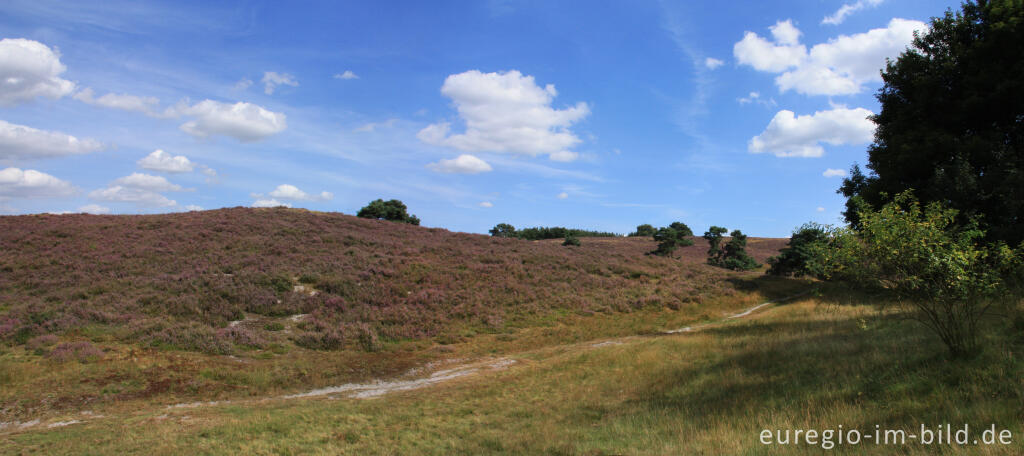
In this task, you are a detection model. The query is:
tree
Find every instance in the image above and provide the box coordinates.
[629,224,656,237]
[839,0,1024,244]
[721,230,761,271]
[356,199,420,225]
[489,223,517,238]
[767,223,831,277]
[650,223,695,256]
[703,226,728,264]
[705,227,760,270]
[815,191,1019,357]
[562,234,581,246]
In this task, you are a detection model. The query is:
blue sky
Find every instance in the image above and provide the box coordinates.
[0,0,960,236]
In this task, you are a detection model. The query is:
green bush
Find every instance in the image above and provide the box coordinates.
[705,227,759,270]
[629,224,656,237]
[563,235,581,247]
[767,223,830,277]
[357,199,420,225]
[489,223,517,238]
[650,223,694,256]
[813,191,1021,357]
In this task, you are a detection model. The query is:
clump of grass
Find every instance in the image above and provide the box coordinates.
[264,322,285,331]
[47,341,104,363]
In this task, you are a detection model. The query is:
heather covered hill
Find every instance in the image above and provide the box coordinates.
[0,208,787,353]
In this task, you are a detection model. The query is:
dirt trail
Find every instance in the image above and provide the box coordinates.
[0,291,810,434]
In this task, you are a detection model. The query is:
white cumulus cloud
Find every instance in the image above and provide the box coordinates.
[89,186,176,207]
[78,204,110,214]
[171,100,287,142]
[823,168,848,177]
[0,167,76,198]
[137,149,195,173]
[417,70,589,162]
[704,57,724,69]
[261,71,298,95]
[263,184,332,201]
[0,120,102,161]
[823,0,884,25]
[0,38,75,106]
[749,107,875,157]
[73,88,159,115]
[89,172,185,207]
[334,70,359,80]
[251,198,291,208]
[735,18,926,96]
[426,154,493,174]
[112,173,183,192]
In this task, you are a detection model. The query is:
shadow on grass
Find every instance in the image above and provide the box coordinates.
[630,310,1023,435]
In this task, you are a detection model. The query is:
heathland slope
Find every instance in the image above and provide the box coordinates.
[0,207,785,353]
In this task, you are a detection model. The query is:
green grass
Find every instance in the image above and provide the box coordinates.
[3,286,1020,455]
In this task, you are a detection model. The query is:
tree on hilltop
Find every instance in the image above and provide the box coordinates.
[357,199,420,225]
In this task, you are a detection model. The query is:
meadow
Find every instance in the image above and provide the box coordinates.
[0,208,1020,454]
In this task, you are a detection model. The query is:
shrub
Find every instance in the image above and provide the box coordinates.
[217,326,267,349]
[357,199,420,225]
[814,191,1021,357]
[264,322,285,331]
[767,223,830,277]
[357,324,383,352]
[26,334,59,354]
[629,224,656,237]
[489,223,517,238]
[563,235,581,247]
[705,227,760,270]
[47,341,104,363]
[650,223,695,256]
[293,330,344,350]
[151,322,232,355]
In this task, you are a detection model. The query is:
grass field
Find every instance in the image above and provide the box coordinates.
[3,283,1021,454]
[1,210,1021,454]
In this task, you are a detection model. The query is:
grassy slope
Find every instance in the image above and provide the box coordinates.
[0,208,788,423]
[5,292,1021,455]
[2,209,1020,454]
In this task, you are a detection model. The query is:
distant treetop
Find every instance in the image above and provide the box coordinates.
[357,199,420,225]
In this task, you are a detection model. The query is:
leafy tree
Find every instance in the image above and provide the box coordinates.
[356,199,420,225]
[815,191,1020,357]
[562,234,581,247]
[703,226,728,264]
[767,223,831,277]
[667,222,694,237]
[650,224,695,256]
[704,227,760,270]
[839,0,1024,244]
[629,224,656,237]
[514,226,619,240]
[721,230,761,271]
[489,223,517,238]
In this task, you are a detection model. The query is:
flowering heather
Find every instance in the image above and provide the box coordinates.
[46,341,104,363]
[0,208,787,353]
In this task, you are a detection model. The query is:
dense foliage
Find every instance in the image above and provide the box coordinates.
[0,208,786,354]
[839,0,1024,244]
[562,234,581,247]
[488,223,517,238]
[628,224,656,237]
[812,192,1021,357]
[766,223,830,277]
[650,222,695,256]
[357,199,421,225]
[705,227,760,271]
[492,225,620,240]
